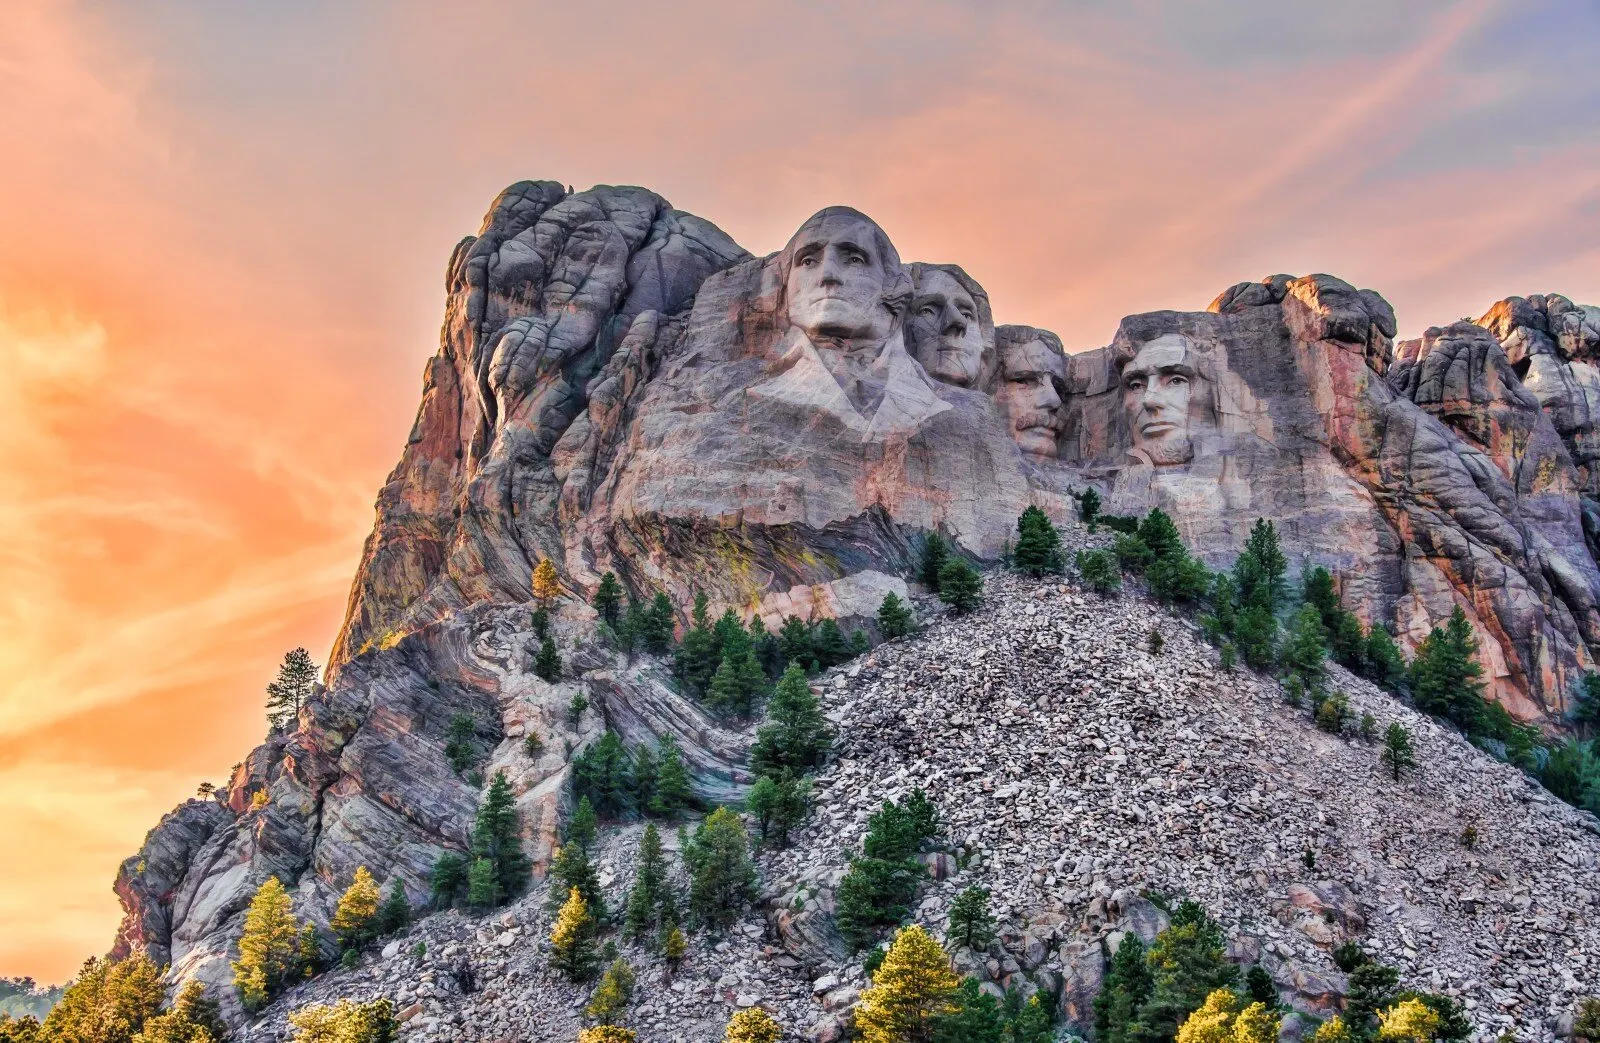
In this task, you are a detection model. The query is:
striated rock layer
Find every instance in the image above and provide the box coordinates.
[110,180,1600,1024]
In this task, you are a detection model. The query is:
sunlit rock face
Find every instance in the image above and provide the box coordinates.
[113,181,1600,1022]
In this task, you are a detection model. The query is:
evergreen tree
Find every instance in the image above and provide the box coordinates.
[585,958,636,1025]
[1135,902,1239,1043]
[286,998,397,1043]
[920,533,950,592]
[676,595,720,695]
[622,824,667,943]
[128,980,225,1043]
[573,732,634,818]
[934,977,1004,1043]
[567,796,599,851]
[661,924,687,969]
[1233,605,1278,670]
[946,885,996,951]
[232,877,309,1011]
[1381,723,1416,781]
[1079,487,1103,525]
[1330,612,1368,673]
[630,743,657,813]
[650,735,694,819]
[429,853,468,909]
[1573,672,1600,738]
[713,609,751,663]
[744,770,810,849]
[1343,961,1401,1038]
[744,775,780,847]
[1244,966,1277,1008]
[547,840,606,920]
[937,559,983,615]
[750,664,833,775]
[812,618,852,668]
[374,880,410,937]
[878,593,916,638]
[592,572,624,628]
[533,637,562,683]
[778,616,815,672]
[1148,554,1211,604]
[265,648,318,731]
[43,954,165,1043]
[748,614,784,678]
[1364,626,1407,691]
[577,1029,635,1043]
[1076,549,1122,594]
[618,600,648,657]
[1236,519,1288,612]
[1002,990,1054,1043]
[736,650,771,710]
[549,888,599,981]
[444,713,477,775]
[1409,607,1486,733]
[645,593,676,654]
[706,654,746,717]
[854,925,961,1043]
[532,558,563,604]
[331,866,381,952]
[1138,508,1185,562]
[465,857,501,909]
[685,807,757,930]
[471,771,530,902]
[851,628,872,656]
[1280,604,1328,684]
[530,606,551,640]
[723,1008,783,1043]
[1096,933,1154,1043]
[1115,533,1157,574]
[1014,506,1064,577]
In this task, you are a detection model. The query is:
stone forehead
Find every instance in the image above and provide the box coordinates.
[1122,334,1195,374]
[784,206,901,270]
[915,268,974,303]
[999,336,1067,380]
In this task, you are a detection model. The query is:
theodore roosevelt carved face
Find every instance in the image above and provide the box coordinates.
[994,328,1066,457]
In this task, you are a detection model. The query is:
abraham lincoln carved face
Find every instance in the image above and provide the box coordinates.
[1121,333,1206,466]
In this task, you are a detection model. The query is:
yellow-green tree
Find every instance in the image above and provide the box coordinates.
[1177,989,1281,1043]
[233,876,307,1011]
[853,925,960,1043]
[549,887,599,981]
[129,981,226,1043]
[584,958,636,1025]
[577,1028,636,1043]
[662,925,687,969]
[331,866,381,952]
[724,1008,782,1043]
[287,998,397,1043]
[533,559,563,604]
[1314,1017,1355,1043]
[41,953,165,1043]
[1377,999,1441,1043]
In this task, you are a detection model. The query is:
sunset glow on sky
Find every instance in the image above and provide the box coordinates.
[1,0,1597,982]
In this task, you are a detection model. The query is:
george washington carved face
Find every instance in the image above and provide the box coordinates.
[1121,333,1205,466]
[782,208,903,346]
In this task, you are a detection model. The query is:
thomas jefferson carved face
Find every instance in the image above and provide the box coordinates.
[784,209,899,346]
[909,269,985,386]
[1122,334,1201,465]
[996,334,1066,457]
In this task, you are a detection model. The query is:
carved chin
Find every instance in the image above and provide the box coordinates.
[1137,436,1193,466]
[1013,426,1059,457]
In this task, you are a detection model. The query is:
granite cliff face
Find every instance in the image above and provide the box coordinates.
[111,181,1600,1025]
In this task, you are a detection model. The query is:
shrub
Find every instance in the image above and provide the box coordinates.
[1149,630,1165,656]
[1315,692,1349,734]
[723,1008,782,1043]
[878,593,915,638]
[946,885,996,951]
[288,998,397,1043]
[1076,550,1121,594]
[1381,723,1416,781]
[937,558,983,614]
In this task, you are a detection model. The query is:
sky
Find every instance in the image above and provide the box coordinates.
[1,0,1597,984]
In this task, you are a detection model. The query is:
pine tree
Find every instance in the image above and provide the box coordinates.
[43,953,165,1043]
[855,925,961,1043]
[723,1008,782,1043]
[631,743,658,812]
[937,559,982,615]
[686,807,757,930]
[920,533,950,592]
[712,609,750,661]
[778,615,815,672]
[1244,967,1276,1007]
[812,617,852,668]
[1076,549,1122,594]
[549,887,599,981]
[1079,487,1102,524]
[429,853,468,909]
[1233,604,1278,670]
[466,857,501,909]
[286,998,398,1043]
[676,597,720,694]
[331,866,381,952]
[1138,508,1184,562]
[1381,723,1416,781]
[623,824,667,943]
[1574,672,1600,738]
[1303,567,1340,627]
[1280,603,1328,684]
[750,664,833,775]
[471,771,530,902]
[1003,990,1054,1043]
[1136,902,1239,1043]
[592,572,624,628]
[745,775,780,847]
[1364,626,1407,690]
[661,924,687,969]
[878,593,915,638]
[946,885,996,951]
[748,614,784,678]
[706,654,746,718]
[573,731,634,818]
[232,877,305,1011]
[567,796,599,851]
[265,647,318,731]
[1095,933,1154,1043]
[530,606,551,640]
[374,879,410,936]
[650,735,694,818]
[577,1028,636,1043]
[735,650,770,713]
[645,593,676,654]
[934,977,1005,1043]
[444,713,477,775]
[547,839,606,920]
[534,638,562,683]
[128,979,226,1043]
[1237,519,1288,612]
[585,958,635,1025]
[1409,607,1486,733]
[618,599,647,657]
[1014,506,1064,577]
[532,558,563,604]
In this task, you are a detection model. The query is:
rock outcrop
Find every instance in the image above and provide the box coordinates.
[108,180,1600,1034]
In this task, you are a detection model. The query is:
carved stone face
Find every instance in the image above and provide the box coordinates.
[1122,334,1200,465]
[909,269,985,386]
[784,211,895,345]
[996,337,1066,457]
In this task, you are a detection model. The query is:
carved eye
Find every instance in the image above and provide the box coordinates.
[959,307,975,321]
[798,255,818,267]
[919,305,938,318]
[1126,379,1145,392]
[1168,375,1189,388]
[845,249,868,266]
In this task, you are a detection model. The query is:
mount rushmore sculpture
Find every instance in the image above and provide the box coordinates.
[112,181,1600,1016]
